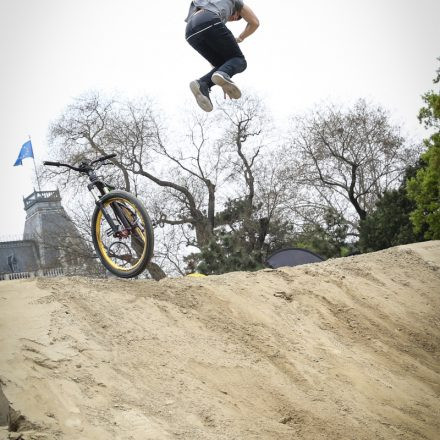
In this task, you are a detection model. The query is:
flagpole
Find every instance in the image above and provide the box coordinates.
[29,135,42,192]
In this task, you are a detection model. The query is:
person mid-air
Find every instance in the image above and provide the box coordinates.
[185,0,259,112]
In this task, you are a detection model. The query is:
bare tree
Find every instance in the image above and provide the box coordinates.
[287,99,418,231]
[46,91,281,275]
[212,95,279,250]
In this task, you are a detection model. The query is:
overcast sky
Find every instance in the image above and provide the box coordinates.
[0,0,439,238]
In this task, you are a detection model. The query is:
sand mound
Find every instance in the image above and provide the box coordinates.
[0,241,439,440]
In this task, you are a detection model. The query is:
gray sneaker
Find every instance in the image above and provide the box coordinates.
[189,80,213,112]
[211,71,242,99]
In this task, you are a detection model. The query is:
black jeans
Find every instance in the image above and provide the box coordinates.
[186,10,247,88]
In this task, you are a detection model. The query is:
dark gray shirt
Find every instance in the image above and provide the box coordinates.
[185,0,244,24]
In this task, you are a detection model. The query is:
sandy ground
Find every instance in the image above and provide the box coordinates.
[0,241,439,440]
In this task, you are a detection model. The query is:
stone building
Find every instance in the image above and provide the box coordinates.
[0,189,93,280]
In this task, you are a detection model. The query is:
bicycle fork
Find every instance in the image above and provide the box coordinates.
[97,201,133,236]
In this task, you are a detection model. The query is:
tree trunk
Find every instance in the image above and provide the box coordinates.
[147,262,167,280]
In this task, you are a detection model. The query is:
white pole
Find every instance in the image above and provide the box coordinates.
[29,135,42,192]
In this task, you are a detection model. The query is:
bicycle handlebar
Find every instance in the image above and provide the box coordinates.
[43,161,83,172]
[91,153,117,165]
[43,153,118,172]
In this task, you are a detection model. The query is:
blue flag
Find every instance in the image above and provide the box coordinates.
[13,140,34,166]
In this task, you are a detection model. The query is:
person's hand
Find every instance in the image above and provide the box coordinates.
[236,36,244,43]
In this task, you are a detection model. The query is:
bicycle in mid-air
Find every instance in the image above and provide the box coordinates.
[44,154,154,278]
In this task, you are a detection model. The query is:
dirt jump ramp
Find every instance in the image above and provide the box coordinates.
[0,241,439,440]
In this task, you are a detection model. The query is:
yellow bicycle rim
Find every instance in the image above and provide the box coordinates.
[95,197,148,272]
